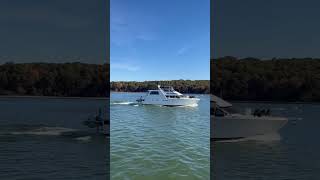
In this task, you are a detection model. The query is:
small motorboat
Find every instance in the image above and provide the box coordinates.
[83,108,109,136]
[211,95,288,140]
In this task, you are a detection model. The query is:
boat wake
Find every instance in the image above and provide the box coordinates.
[111,101,138,105]
[166,104,198,108]
[111,101,199,108]
[184,103,198,107]
[216,133,282,143]
[74,135,92,142]
[0,124,106,142]
[10,126,77,136]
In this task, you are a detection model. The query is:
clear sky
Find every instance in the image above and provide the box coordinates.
[0,0,107,64]
[212,0,320,59]
[110,0,210,81]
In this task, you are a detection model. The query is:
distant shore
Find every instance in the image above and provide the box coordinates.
[0,62,109,98]
[111,91,207,94]
[111,80,210,94]
[228,100,320,104]
[211,57,320,102]
[1,95,318,104]
[0,95,109,100]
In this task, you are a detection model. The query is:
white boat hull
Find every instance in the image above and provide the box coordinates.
[211,115,288,140]
[137,85,199,106]
[142,98,199,106]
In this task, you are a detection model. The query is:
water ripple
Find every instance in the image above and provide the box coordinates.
[111,93,210,179]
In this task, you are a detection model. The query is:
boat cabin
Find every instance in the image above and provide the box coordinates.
[137,85,200,106]
[146,86,184,99]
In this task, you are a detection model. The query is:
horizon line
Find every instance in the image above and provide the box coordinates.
[111,79,209,82]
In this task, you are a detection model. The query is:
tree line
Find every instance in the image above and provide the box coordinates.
[211,57,320,102]
[111,80,210,94]
[2,58,320,101]
[0,62,109,97]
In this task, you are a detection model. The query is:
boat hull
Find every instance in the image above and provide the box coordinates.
[211,115,288,140]
[142,98,199,106]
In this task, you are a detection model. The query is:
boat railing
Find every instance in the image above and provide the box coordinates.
[157,87,169,100]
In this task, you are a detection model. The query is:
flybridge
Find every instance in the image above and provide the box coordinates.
[160,86,174,92]
[158,85,183,96]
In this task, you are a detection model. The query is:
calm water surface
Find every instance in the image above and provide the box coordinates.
[0,97,109,180]
[212,102,320,180]
[111,92,210,180]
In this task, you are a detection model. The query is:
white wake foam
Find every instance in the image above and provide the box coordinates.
[174,104,198,108]
[10,127,77,136]
[74,136,92,141]
[244,133,281,141]
[185,104,198,107]
[217,133,281,143]
[111,101,135,105]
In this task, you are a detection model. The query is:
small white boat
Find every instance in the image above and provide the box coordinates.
[83,108,109,136]
[136,85,200,106]
[211,95,288,140]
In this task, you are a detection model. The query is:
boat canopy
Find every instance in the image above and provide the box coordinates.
[159,86,174,92]
[210,95,232,108]
[158,85,183,96]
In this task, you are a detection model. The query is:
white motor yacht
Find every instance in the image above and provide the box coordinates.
[211,95,288,140]
[136,85,200,106]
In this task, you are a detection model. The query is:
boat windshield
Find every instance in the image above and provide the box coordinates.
[166,95,181,99]
[149,91,159,95]
[211,106,227,116]
[211,106,240,116]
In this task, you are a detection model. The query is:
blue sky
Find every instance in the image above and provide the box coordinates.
[0,0,107,64]
[110,0,210,81]
[212,0,320,59]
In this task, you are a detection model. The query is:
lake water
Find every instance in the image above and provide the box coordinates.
[110,92,210,180]
[212,102,320,180]
[0,97,109,180]
[4,97,315,179]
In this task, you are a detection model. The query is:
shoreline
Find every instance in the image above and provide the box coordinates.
[111,91,209,95]
[1,95,319,104]
[228,100,320,105]
[0,95,109,100]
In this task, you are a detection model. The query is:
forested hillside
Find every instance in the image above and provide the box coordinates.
[111,80,210,94]
[211,57,320,102]
[2,58,320,101]
[0,62,109,97]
